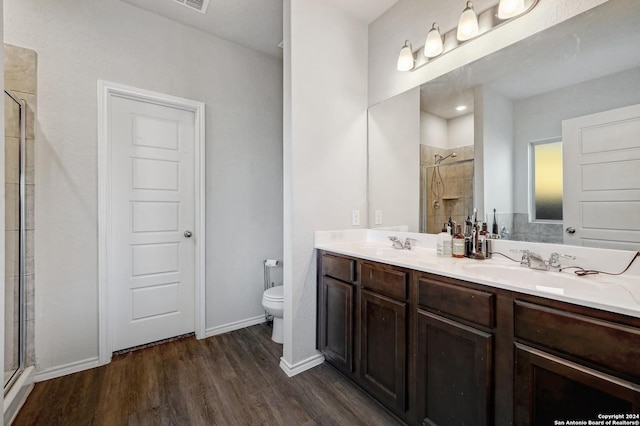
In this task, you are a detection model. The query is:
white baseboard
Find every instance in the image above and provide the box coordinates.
[279,352,325,377]
[33,357,101,382]
[204,315,266,338]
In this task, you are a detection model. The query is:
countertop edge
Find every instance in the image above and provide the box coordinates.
[316,242,640,319]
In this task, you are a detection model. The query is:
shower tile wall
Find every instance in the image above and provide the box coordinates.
[4,43,37,368]
[421,144,474,234]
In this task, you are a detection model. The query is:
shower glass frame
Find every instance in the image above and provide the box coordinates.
[4,90,26,394]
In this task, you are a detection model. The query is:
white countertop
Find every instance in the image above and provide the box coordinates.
[315,230,640,319]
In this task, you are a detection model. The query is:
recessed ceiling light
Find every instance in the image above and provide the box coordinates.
[455,105,467,112]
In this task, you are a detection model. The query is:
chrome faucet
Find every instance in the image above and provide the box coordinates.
[548,252,576,271]
[388,236,417,250]
[403,237,417,250]
[388,236,405,249]
[528,252,549,270]
[511,249,548,270]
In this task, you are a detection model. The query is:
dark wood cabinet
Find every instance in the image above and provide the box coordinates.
[317,253,357,375]
[360,289,407,411]
[415,310,493,426]
[514,343,640,425]
[414,274,496,426]
[513,300,640,424]
[316,250,640,425]
[320,276,354,372]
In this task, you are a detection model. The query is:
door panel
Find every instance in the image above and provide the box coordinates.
[514,343,640,426]
[562,104,640,249]
[321,276,354,372]
[416,309,493,426]
[110,96,195,351]
[360,289,407,411]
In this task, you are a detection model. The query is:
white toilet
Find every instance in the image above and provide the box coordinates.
[262,285,284,344]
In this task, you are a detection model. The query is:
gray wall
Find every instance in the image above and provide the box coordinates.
[283,0,368,367]
[5,0,283,373]
[369,87,420,232]
[513,66,640,213]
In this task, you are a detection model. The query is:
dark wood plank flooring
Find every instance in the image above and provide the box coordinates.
[14,324,403,425]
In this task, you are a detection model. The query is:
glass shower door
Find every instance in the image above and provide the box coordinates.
[4,90,25,390]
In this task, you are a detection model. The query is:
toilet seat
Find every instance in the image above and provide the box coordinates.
[263,285,283,302]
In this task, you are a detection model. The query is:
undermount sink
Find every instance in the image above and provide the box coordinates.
[459,261,614,296]
[357,246,419,259]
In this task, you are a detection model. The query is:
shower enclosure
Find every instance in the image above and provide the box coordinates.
[421,154,474,234]
[4,89,26,392]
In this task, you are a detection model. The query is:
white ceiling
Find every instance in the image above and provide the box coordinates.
[118,0,398,58]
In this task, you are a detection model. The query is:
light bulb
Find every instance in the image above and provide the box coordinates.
[424,23,444,58]
[457,1,479,42]
[397,40,415,71]
[498,0,525,19]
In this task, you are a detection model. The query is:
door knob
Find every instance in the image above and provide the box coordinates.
[184,230,193,238]
[565,227,576,234]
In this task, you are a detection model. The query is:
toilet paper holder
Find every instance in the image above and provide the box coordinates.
[263,259,280,292]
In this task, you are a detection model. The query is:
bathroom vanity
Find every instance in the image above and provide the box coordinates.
[316,237,640,426]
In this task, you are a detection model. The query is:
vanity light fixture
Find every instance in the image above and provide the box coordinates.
[396,0,538,72]
[424,23,444,58]
[498,0,525,19]
[457,1,479,41]
[397,40,415,71]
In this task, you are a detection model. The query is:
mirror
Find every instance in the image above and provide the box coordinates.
[368,0,640,249]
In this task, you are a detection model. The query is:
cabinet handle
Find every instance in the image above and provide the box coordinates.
[350,262,355,282]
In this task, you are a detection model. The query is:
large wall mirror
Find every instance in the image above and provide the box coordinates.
[368,0,640,250]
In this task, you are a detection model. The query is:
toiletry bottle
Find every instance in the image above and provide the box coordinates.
[471,208,479,257]
[476,223,488,259]
[448,214,454,235]
[452,225,465,258]
[463,215,473,257]
[464,215,472,237]
[437,224,451,257]
[492,208,499,235]
[465,231,473,257]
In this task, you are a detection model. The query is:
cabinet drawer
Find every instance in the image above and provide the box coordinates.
[322,253,356,282]
[514,301,640,379]
[417,277,495,328]
[361,263,408,300]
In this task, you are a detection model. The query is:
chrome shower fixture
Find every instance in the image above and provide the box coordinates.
[434,152,458,165]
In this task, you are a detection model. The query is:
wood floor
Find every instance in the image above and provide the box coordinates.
[14,324,403,425]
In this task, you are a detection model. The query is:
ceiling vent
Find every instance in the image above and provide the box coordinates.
[172,0,210,14]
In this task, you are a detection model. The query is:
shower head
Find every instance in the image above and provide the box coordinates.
[434,152,458,165]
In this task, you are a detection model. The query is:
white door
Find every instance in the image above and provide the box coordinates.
[562,104,640,250]
[109,95,196,351]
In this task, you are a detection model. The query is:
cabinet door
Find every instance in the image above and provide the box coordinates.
[514,343,640,426]
[320,276,354,372]
[416,309,493,426]
[360,289,407,411]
